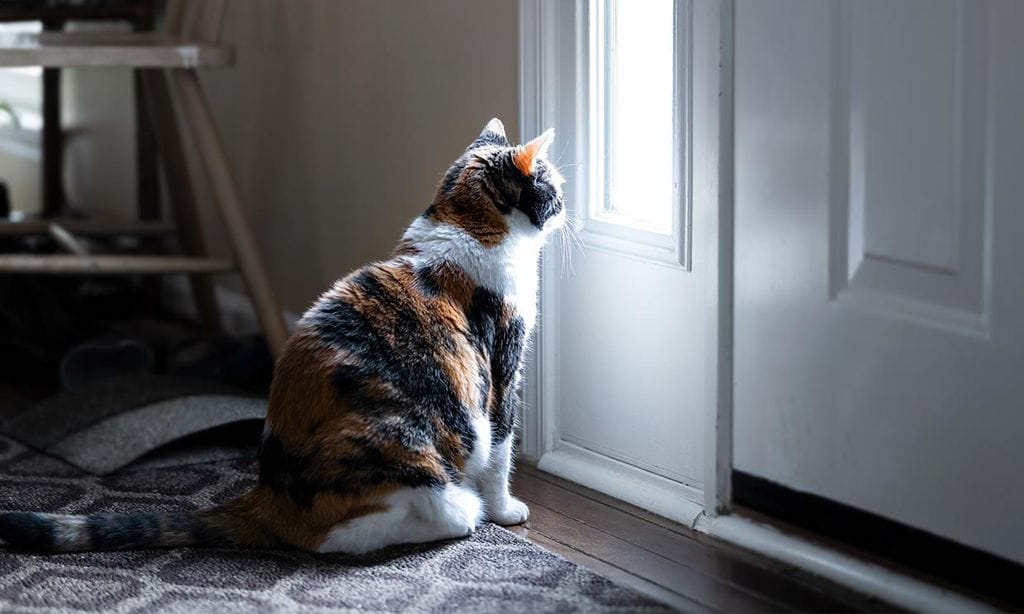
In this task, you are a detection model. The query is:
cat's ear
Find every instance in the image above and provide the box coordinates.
[513,128,555,176]
[468,117,510,150]
[481,117,506,140]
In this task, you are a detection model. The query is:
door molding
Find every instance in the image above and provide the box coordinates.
[518,0,734,521]
[519,2,1005,609]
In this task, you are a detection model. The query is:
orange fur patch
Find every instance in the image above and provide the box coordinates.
[512,145,537,176]
[429,165,509,246]
[512,130,553,176]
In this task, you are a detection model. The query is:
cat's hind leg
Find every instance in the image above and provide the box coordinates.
[316,484,483,554]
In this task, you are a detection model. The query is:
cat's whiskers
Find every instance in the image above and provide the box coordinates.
[554,213,583,278]
[553,140,574,169]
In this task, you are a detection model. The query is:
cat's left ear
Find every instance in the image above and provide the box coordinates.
[513,128,555,176]
[468,117,511,150]
[481,117,507,140]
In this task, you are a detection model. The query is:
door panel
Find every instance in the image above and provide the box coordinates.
[734,0,1024,563]
[837,0,989,330]
[558,249,705,485]
[522,0,724,524]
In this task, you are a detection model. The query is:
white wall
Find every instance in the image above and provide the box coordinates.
[62,0,519,314]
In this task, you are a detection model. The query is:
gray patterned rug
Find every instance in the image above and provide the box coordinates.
[0,435,671,613]
[0,375,266,475]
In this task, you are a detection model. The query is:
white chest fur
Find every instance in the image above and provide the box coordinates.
[402,211,549,331]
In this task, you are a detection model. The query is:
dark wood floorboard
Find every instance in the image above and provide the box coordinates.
[527,531,715,613]
[512,466,890,613]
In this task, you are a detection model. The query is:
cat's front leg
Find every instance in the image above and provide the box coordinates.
[476,436,529,525]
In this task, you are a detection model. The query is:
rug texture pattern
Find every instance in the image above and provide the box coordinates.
[0,436,671,613]
[0,375,265,474]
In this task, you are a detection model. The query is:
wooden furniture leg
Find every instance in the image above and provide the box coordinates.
[169,69,288,356]
[139,70,222,335]
[133,13,163,313]
[0,1,285,355]
[133,13,160,223]
[41,18,63,216]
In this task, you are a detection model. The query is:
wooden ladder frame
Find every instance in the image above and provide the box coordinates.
[153,0,288,355]
[0,0,289,357]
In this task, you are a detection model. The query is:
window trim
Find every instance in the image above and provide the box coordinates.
[584,0,693,269]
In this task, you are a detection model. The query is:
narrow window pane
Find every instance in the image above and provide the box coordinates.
[605,0,674,232]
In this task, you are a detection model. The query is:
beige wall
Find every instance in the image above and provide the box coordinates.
[67,0,519,314]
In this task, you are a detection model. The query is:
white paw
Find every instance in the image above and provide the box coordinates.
[487,497,530,526]
[445,485,484,535]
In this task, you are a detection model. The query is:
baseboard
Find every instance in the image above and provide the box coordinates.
[162,277,300,337]
[693,512,997,613]
[732,470,1021,608]
[531,444,999,611]
[537,442,705,527]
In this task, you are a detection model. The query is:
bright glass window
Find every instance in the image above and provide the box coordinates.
[0,22,43,131]
[600,0,675,233]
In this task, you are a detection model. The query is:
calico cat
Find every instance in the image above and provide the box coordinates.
[0,119,565,554]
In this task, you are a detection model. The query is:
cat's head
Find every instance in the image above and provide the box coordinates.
[425,118,565,247]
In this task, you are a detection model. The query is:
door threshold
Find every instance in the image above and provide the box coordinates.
[513,465,885,611]
[528,448,1002,611]
[693,510,1000,612]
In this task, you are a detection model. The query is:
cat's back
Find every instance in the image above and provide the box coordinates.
[298,256,478,362]
[263,256,488,439]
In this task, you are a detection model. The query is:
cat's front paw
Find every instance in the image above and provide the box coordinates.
[487,497,530,526]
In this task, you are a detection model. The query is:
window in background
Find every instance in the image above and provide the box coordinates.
[0,21,43,216]
[0,21,43,132]
[601,0,674,232]
[586,0,689,268]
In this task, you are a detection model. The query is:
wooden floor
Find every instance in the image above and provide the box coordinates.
[510,466,894,612]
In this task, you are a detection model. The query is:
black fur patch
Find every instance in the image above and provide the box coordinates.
[166,511,228,547]
[466,289,527,441]
[0,512,57,551]
[438,159,467,197]
[87,513,162,550]
[258,432,317,508]
[325,438,446,495]
[466,288,503,353]
[492,316,526,441]
[468,132,511,149]
[415,265,443,297]
[291,267,479,497]
[516,172,562,229]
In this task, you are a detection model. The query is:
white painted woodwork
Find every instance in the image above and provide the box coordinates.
[692,513,994,613]
[0,32,233,68]
[47,224,89,255]
[0,254,233,274]
[0,219,174,237]
[733,0,1024,563]
[555,247,705,487]
[521,0,728,523]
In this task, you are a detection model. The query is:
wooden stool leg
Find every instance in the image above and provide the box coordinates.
[169,69,288,357]
[134,13,160,223]
[139,70,222,336]
[41,19,63,217]
[135,64,163,314]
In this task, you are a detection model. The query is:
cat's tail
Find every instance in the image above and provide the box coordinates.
[0,493,278,552]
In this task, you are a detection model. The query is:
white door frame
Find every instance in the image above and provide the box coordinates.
[517,2,995,609]
[517,0,735,520]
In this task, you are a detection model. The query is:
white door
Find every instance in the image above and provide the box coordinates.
[520,0,724,522]
[733,0,1024,563]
